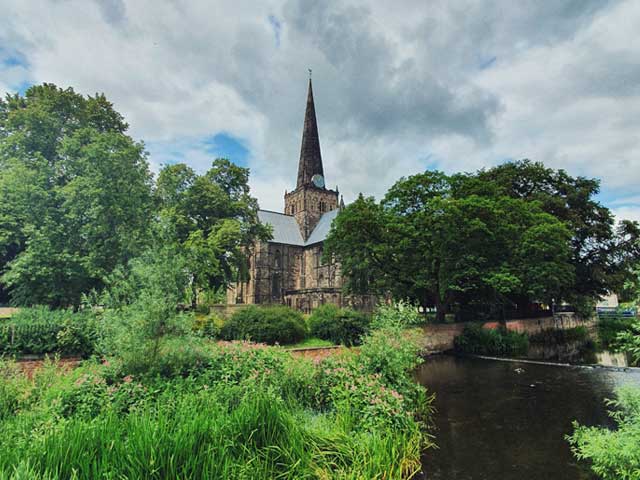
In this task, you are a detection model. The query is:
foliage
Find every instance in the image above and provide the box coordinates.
[529,326,590,345]
[598,315,636,350]
[192,313,222,339]
[616,320,640,366]
[0,84,153,307]
[326,169,575,322]
[308,304,371,346]
[0,324,433,479]
[327,161,640,320]
[454,323,529,356]
[221,305,307,345]
[0,306,96,356]
[92,238,204,377]
[156,160,271,307]
[568,386,640,480]
[454,160,640,305]
[372,300,426,329]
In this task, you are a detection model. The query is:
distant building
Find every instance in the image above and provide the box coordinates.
[226,79,374,312]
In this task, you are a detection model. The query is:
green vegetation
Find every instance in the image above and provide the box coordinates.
[616,320,640,367]
[308,304,371,346]
[598,315,636,349]
[288,337,336,349]
[0,307,96,356]
[453,323,529,356]
[220,305,307,345]
[325,162,640,322]
[0,85,269,309]
[529,326,591,345]
[568,386,640,480]
[0,319,432,479]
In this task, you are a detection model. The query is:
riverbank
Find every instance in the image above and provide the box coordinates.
[419,313,595,353]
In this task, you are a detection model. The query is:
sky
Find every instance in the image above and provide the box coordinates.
[0,0,639,221]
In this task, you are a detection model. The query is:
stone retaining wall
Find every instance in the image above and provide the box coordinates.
[419,313,596,353]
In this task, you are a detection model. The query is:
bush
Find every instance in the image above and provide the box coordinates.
[309,304,370,346]
[598,316,636,349]
[454,323,529,356]
[372,301,425,329]
[529,326,591,345]
[567,386,640,479]
[192,314,222,339]
[221,306,306,345]
[0,307,97,357]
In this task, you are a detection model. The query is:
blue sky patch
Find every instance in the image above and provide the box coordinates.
[479,56,497,70]
[204,133,250,166]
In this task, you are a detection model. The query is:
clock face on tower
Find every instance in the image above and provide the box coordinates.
[311,174,325,188]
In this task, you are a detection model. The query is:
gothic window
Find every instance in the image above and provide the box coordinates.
[291,205,296,214]
[274,249,282,269]
[272,273,281,299]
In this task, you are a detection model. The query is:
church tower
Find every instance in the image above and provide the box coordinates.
[284,78,339,239]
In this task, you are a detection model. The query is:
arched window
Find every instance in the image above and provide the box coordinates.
[274,249,282,269]
[272,273,281,299]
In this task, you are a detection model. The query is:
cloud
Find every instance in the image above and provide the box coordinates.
[0,0,637,213]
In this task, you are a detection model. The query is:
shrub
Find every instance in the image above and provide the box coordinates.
[454,323,529,356]
[567,386,640,479]
[529,326,591,345]
[372,300,425,329]
[221,306,306,345]
[309,304,370,346]
[0,307,97,357]
[598,316,635,349]
[616,320,640,366]
[192,314,222,339]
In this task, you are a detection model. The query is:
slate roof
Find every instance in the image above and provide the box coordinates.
[257,209,338,247]
[258,210,305,246]
[305,209,339,245]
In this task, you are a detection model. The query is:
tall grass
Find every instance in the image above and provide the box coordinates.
[0,339,430,479]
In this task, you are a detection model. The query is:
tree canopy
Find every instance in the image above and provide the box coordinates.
[326,162,638,321]
[155,160,271,307]
[0,84,153,306]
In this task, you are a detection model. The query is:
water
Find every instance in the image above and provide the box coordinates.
[417,355,640,480]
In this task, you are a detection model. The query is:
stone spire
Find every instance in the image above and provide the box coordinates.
[296,78,324,188]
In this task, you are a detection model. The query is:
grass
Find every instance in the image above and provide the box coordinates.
[0,330,433,480]
[287,337,337,349]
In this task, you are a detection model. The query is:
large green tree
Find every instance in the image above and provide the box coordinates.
[452,160,640,305]
[326,170,574,321]
[156,159,270,307]
[0,84,153,306]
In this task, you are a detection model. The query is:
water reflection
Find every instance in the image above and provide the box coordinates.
[417,355,640,480]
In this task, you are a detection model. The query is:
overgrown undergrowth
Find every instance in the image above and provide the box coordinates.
[0,330,433,479]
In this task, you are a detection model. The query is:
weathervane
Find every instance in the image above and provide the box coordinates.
[308,68,312,79]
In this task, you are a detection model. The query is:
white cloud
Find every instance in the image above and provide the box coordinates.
[0,0,638,213]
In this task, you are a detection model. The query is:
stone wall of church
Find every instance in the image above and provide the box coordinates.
[284,186,338,238]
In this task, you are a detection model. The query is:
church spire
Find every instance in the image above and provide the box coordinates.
[296,77,324,189]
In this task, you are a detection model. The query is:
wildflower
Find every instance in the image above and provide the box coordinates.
[123,375,133,384]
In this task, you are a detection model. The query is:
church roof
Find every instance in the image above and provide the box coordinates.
[258,210,305,246]
[258,208,339,247]
[296,79,324,188]
[305,208,339,245]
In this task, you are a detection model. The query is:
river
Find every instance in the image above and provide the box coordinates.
[417,354,640,479]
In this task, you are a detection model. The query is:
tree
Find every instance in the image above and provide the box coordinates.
[453,160,640,304]
[0,84,153,307]
[156,159,270,307]
[325,171,574,321]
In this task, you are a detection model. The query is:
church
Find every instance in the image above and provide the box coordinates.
[227,79,375,312]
